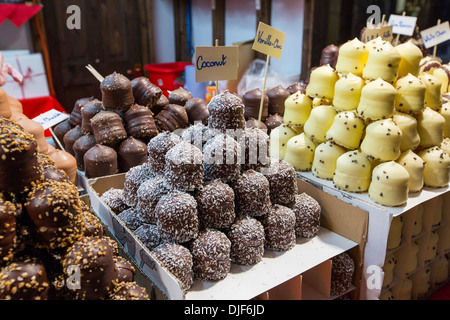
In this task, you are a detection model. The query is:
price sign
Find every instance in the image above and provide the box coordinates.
[252,22,286,60]
[195,46,239,83]
[33,109,69,130]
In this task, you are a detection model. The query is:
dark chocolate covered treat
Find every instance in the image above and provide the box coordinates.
[0,118,42,194]
[185,98,209,125]
[203,133,241,182]
[265,113,284,131]
[100,188,129,214]
[123,163,154,207]
[109,281,149,300]
[246,118,267,130]
[90,111,127,147]
[101,72,135,112]
[70,97,94,126]
[53,119,73,147]
[124,104,158,141]
[208,91,246,132]
[287,82,306,95]
[330,252,355,296]
[83,144,119,178]
[134,224,161,251]
[168,87,193,106]
[147,132,182,174]
[264,158,298,208]
[191,229,231,281]
[114,255,135,282]
[240,127,270,172]
[155,191,199,243]
[152,94,169,116]
[118,208,142,231]
[38,154,71,183]
[0,257,50,300]
[136,176,170,224]
[228,216,265,265]
[25,180,85,249]
[73,133,97,170]
[196,179,235,229]
[62,236,119,300]
[63,126,84,156]
[131,77,163,108]
[118,137,148,172]
[152,242,193,292]
[292,193,321,239]
[164,141,204,192]
[82,210,104,238]
[320,44,339,68]
[267,85,290,116]
[263,204,296,252]
[155,104,189,132]
[0,200,19,264]
[81,99,103,134]
[233,170,271,217]
[243,88,269,122]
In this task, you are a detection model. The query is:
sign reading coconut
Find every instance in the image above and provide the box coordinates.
[195,46,239,83]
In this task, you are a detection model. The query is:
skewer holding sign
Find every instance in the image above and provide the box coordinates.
[433,19,441,58]
[252,22,286,129]
[86,64,104,82]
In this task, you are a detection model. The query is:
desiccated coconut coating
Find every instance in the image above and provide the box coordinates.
[239,127,271,172]
[233,170,271,217]
[203,133,241,182]
[330,252,355,296]
[152,242,193,292]
[155,191,199,243]
[0,200,19,264]
[227,216,265,265]
[207,91,246,132]
[118,208,143,231]
[134,224,161,251]
[147,131,182,174]
[100,188,129,214]
[136,176,170,224]
[264,158,298,208]
[123,163,154,207]
[191,229,231,281]
[291,193,321,239]
[263,204,296,252]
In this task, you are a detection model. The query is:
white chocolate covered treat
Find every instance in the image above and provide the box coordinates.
[405,242,419,274]
[439,100,450,138]
[312,97,332,107]
[366,36,384,50]
[419,56,442,74]
[363,41,401,84]
[395,40,423,78]
[387,216,403,250]
[417,146,450,188]
[333,73,365,111]
[441,137,450,154]
[303,105,337,144]
[312,141,347,180]
[392,111,421,151]
[361,119,402,161]
[382,252,397,288]
[335,38,369,76]
[425,231,439,261]
[333,150,372,192]
[433,64,450,94]
[357,78,396,121]
[412,206,423,237]
[415,107,445,148]
[419,73,443,111]
[396,150,425,193]
[283,133,316,172]
[379,289,394,300]
[395,73,426,114]
[269,124,297,159]
[431,256,449,284]
[395,278,412,300]
[305,64,339,100]
[369,161,410,207]
[417,266,431,297]
[283,92,313,127]
[325,110,365,150]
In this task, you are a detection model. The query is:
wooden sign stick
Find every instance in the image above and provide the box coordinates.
[215,39,220,95]
[394,12,406,45]
[433,19,441,58]
[257,54,270,130]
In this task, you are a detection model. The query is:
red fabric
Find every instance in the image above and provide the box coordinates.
[20,96,67,137]
[427,283,450,300]
[0,3,42,27]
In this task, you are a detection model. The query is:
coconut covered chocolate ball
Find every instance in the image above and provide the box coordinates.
[152,242,193,292]
[195,179,235,229]
[122,163,154,207]
[330,252,355,296]
[118,208,143,231]
[240,127,271,172]
[147,132,182,174]
[227,216,265,265]
[62,236,119,300]
[264,158,298,208]
[263,204,296,252]
[191,229,231,281]
[233,170,271,217]
[181,123,214,150]
[155,191,199,243]
[100,188,129,214]
[136,176,170,224]
[203,133,241,182]
[208,91,246,132]
[134,224,161,251]
[291,193,321,239]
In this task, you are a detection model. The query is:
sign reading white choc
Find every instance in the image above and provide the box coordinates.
[228,304,264,317]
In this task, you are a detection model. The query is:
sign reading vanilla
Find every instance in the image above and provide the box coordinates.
[252,22,286,60]
[195,46,239,83]
[420,21,450,49]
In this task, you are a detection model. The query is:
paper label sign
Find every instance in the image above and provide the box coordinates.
[420,21,450,49]
[195,46,239,83]
[388,14,417,36]
[361,25,393,43]
[252,22,286,60]
[32,109,69,130]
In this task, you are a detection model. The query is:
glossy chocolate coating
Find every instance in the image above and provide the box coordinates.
[101,72,135,112]
[131,77,163,108]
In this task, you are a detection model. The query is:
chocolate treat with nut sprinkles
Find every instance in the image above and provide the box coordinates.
[164,141,204,192]
[0,257,50,300]
[38,154,71,183]
[90,111,127,147]
[168,87,193,106]
[155,104,189,132]
[100,188,129,214]
[330,252,355,296]
[195,179,235,229]
[81,99,103,134]
[122,163,154,207]
[136,176,170,224]
[124,104,159,141]
[81,210,104,238]
[263,204,296,252]
[134,224,161,251]
[118,137,148,172]
[228,216,265,266]
[131,77,163,108]
[264,158,298,208]
[114,255,135,282]
[62,236,119,300]
[152,242,193,292]
[191,229,231,281]
[203,133,241,182]
[109,281,149,300]
[291,193,321,239]
[101,72,135,112]
[208,91,246,132]
[155,191,199,243]
[0,200,19,264]
[233,170,271,217]
[83,144,119,179]
[147,132,182,174]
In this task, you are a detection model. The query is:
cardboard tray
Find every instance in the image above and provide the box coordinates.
[85,173,361,300]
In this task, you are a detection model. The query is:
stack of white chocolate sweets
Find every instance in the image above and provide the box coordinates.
[271,36,450,207]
